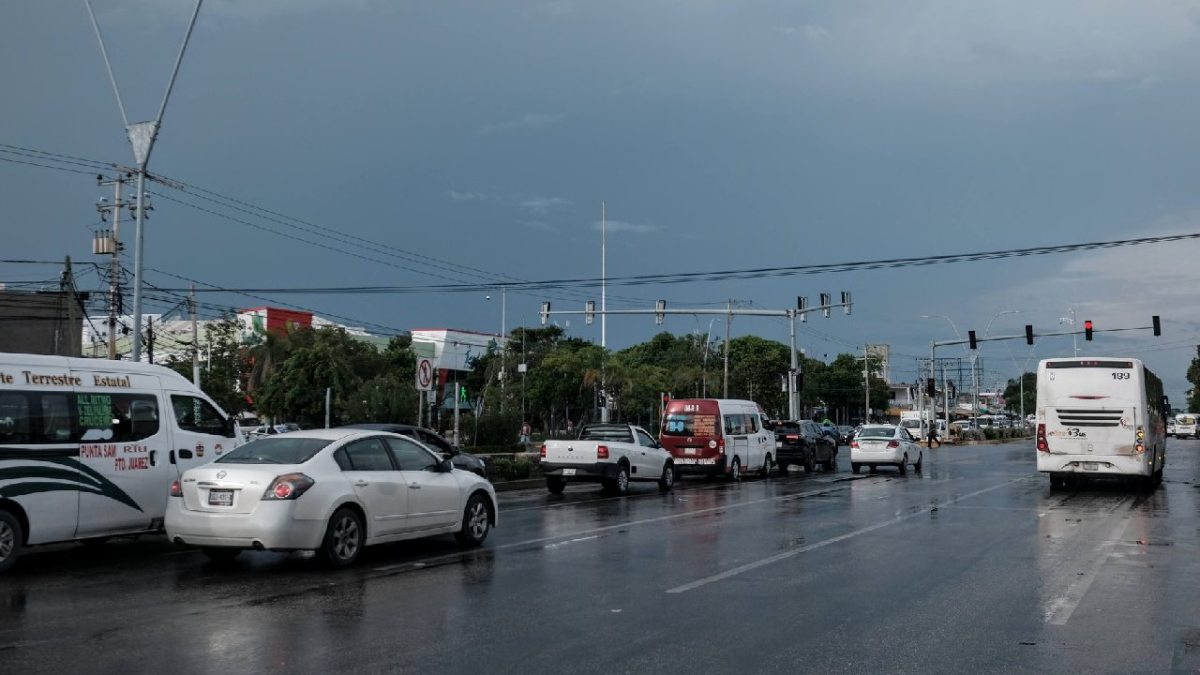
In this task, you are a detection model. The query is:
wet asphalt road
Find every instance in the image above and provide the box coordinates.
[4,440,1200,674]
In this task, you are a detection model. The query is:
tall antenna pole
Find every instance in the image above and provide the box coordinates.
[87,0,205,361]
[600,202,609,422]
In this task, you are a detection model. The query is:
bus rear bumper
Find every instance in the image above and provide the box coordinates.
[1037,453,1150,477]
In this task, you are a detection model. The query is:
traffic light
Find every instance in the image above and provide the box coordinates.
[926,378,936,397]
[1025,324,1034,345]
[655,300,666,325]
[968,330,978,350]
[585,300,595,326]
[1153,315,1161,337]
[460,386,469,402]
[540,302,551,326]
[1084,320,1093,341]
[797,296,808,323]
[820,293,831,318]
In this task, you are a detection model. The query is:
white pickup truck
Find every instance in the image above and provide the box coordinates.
[539,423,676,496]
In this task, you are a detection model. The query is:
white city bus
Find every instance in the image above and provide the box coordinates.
[0,353,239,573]
[1035,357,1166,490]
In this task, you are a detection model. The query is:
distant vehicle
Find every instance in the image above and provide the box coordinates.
[819,421,842,444]
[247,423,301,438]
[541,423,675,495]
[659,399,774,480]
[900,410,932,438]
[851,424,923,475]
[0,352,238,574]
[1036,357,1166,490]
[1167,419,1177,437]
[166,428,497,567]
[342,423,486,477]
[1174,414,1197,439]
[773,420,837,474]
[837,425,855,444]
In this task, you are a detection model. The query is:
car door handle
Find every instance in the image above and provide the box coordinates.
[408,483,422,489]
[353,480,369,487]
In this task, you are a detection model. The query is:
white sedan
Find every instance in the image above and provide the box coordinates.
[850,424,923,475]
[165,428,497,567]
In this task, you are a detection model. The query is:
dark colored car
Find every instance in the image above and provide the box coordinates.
[341,424,488,477]
[773,420,838,474]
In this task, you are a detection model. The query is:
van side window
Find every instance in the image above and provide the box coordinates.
[77,393,160,443]
[724,415,743,435]
[744,414,759,434]
[0,393,32,444]
[171,395,228,436]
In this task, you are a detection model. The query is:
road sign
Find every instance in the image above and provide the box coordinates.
[416,358,434,391]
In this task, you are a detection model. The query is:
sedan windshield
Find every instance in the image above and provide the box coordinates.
[216,437,332,464]
[857,427,896,439]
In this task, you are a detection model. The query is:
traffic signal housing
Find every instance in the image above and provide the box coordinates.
[926,378,936,397]
[1084,320,1094,341]
[968,330,978,350]
[1025,324,1034,345]
[1153,315,1161,336]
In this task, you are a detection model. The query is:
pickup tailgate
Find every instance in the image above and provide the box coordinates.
[543,439,601,464]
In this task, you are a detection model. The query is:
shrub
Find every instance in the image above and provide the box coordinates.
[475,412,524,447]
[485,456,536,481]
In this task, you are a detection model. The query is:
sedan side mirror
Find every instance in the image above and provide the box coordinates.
[439,458,454,473]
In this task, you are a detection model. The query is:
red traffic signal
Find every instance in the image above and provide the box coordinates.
[1084,320,1093,341]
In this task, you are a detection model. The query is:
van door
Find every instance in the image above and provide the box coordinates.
[166,391,236,476]
[73,390,171,536]
[0,388,81,544]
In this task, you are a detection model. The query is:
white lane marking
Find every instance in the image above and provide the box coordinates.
[372,479,862,572]
[666,478,1025,594]
[1043,501,1134,626]
[544,535,600,550]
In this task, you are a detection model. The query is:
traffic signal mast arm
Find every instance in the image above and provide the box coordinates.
[935,319,1162,350]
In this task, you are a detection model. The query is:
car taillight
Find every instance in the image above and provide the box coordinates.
[850,440,858,448]
[1036,423,1048,452]
[597,445,609,459]
[539,444,546,458]
[717,438,725,454]
[169,479,182,497]
[262,473,315,501]
[887,440,899,448]
[786,434,799,440]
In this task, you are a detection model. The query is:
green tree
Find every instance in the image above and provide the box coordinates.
[808,353,889,423]
[165,313,249,417]
[1187,346,1200,413]
[1002,372,1037,417]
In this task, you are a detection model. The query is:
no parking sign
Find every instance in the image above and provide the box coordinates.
[416,358,434,391]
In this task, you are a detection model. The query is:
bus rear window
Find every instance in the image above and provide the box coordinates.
[1046,360,1132,369]
[663,413,719,437]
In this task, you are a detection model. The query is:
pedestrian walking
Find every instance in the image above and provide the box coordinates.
[926,425,940,449]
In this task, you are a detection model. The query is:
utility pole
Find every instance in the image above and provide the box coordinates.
[862,345,870,423]
[453,342,461,445]
[61,257,77,357]
[787,309,799,420]
[95,173,129,359]
[146,316,154,364]
[86,0,204,363]
[723,299,732,398]
[599,202,609,422]
[190,283,200,387]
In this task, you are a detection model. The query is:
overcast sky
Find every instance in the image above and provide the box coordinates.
[4,1,1200,401]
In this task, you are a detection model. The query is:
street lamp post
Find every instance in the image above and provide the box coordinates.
[921,314,964,435]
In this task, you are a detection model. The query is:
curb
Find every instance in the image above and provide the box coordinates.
[492,478,544,492]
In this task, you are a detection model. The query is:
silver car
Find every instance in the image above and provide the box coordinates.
[850,424,923,475]
[166,428,497,567]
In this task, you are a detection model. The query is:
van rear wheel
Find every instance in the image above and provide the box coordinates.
[0,510,22,574]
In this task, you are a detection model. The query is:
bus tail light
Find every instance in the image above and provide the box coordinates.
[597,445,609,459]
[1135,426,1146,453]
[1036,424,1048,452]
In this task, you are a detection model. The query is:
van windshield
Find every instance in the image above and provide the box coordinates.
[216,437,331,465]
[663,413,719,437]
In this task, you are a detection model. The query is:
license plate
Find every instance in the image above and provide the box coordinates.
[685,447,696,455]
[562,468,576,476]
[208,489,234,506]
[1082,462,1099,471]
[775,441,783,448]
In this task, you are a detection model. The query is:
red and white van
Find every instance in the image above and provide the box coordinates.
[659,399,774,480]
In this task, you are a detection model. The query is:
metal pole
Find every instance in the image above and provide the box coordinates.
[190,283,200,387]
[723,300,731,398]
[106,176,123,360]
[131,170,146,361]
[453,342,461,444]
[788,310,799,420]
[64,257,76,357]
[500,286,506,413]
[929,342,936,435]
[863,345,870,424]
[943,361,950,437]
[324,387,331,429]
[600,202,608,422]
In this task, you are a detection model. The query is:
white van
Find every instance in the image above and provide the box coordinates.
[0,353,239,572]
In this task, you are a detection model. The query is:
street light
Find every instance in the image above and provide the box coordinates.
[978,310,1020,420]
[486,288,507,412]
[920,314,965,437]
